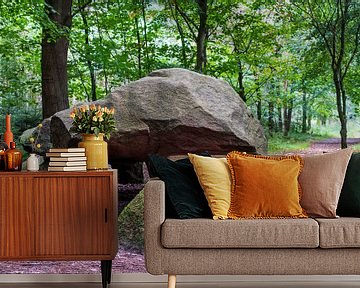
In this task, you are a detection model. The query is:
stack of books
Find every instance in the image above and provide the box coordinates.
[46,148,87,171]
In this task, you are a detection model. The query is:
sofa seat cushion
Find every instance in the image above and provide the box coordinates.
[161,218,319,248]
[316,218,360,248]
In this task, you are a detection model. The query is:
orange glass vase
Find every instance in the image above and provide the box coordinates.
[78,133,108,170]
[5,142,23,171]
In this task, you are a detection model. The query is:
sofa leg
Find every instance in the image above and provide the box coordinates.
[168,274,176,288]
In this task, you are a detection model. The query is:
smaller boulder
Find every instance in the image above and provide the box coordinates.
[118,189,144,251]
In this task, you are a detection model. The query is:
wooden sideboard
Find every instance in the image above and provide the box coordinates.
[0,170,118,288]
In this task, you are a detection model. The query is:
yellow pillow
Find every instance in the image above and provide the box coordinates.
[188,153,231,219]
[226,152,307,219]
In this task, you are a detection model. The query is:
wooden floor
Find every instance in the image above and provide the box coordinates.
[1,282,360,288]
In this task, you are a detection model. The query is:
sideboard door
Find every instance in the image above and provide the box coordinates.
[34,175,114,257]
[0,176,34,258]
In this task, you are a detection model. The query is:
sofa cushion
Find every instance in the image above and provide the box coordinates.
[316,218,360,248]
[148,154,212,219]
[188,154,232,220]
[337,152,360,217]
[226,151,307,219]
[299,148,352,218]
[161,218,319,248]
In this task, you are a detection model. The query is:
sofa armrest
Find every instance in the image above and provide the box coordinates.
[144,179,165,275]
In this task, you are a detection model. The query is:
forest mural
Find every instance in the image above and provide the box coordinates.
[0,0,359,147]
[0,0,359,274]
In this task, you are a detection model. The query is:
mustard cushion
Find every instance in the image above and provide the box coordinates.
[227,152,307,219]
[188,153,231,220]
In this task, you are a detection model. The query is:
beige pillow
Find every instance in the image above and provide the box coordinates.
[299,148,353,218]
[188,154,231,219]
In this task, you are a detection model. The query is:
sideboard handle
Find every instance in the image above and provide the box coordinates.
[104,208,108,223]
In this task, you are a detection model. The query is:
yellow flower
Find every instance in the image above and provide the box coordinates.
[70,112,76,119]
[38,123,43,128]
[29,137,35,143]
[90,104,96,110]
[98,117,104,122]
[109,107,115,115]
[84,105,89,111]
[92,116,97,122]
[80,106,86,113]
[36,144,41,148]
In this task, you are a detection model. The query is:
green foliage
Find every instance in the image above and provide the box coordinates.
[118,189,144,251]
[0,0,359,142]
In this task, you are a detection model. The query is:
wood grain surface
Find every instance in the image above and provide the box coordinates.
[0,170,118,261]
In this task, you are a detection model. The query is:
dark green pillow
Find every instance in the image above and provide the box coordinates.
[147,154,212,219]
[337,152,360,217]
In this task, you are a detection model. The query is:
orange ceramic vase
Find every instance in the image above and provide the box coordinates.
[4,114,13,148]
[78,133,108,170]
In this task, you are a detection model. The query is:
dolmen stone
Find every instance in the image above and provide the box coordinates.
[45,68,268,161]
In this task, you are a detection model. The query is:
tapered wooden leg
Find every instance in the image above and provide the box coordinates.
[168,274,176,288]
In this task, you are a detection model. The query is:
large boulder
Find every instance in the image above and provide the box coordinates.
[50,68,267,161]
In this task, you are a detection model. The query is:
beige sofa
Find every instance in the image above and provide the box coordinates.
[144,179,360,288]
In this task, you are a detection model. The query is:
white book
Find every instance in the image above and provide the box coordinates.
[49,161,87,167]
[50,157,87,162]
[48,148,85,153]
[46,152,86,157]
[48,166,87,172]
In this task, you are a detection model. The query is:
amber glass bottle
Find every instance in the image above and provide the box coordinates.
[5,142,22,171]
[0,135,8,171]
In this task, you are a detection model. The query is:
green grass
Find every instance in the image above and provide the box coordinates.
[267,119,360,154]
[267,132,328,154]
[352,143,360,151]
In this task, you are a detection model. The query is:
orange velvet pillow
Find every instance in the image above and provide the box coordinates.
[227,152,307,219]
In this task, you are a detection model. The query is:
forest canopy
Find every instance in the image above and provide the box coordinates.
[0,0,359,146]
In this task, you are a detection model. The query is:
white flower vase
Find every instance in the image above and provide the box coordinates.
[27,153,39,171]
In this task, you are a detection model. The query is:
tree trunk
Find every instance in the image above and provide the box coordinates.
[94,9,108,95]
[333,69,348,148]
[256,100,261,120]
[302,92,307,133]
[141,0,150,74]
[255,73,261,120]
[277,105,283,133]
[307,114,312,131]
[195,0,207,73]
[303,0,352,148]
[41,0,72,119]
[283,99,293,137]
[268,101,275,135]
[237,59,245,102]
[170,5,188,68]
[80,6,96,101]
[134,17,142,78]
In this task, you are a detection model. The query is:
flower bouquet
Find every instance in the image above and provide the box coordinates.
[70,104,116,139]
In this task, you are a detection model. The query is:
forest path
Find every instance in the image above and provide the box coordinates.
[307,137,360,154]
[288,137,360,155]
[311,138,360,145]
